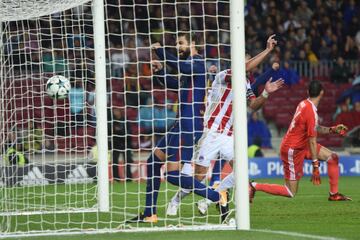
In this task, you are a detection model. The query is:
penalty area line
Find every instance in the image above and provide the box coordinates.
[252,229,345,240]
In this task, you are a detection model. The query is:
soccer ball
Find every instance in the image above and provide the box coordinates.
[46,75,71,99]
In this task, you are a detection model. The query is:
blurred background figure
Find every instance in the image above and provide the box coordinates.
[108,108,133,182]
[331,57,353,84]
[248,137,264,158]
[248,111,272,149]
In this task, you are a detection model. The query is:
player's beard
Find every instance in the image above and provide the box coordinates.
[179,47,191,59]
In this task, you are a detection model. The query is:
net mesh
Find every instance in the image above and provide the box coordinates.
[0,0,91,21]
[0,0,232,236]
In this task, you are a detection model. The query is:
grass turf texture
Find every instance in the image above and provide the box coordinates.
[1,177,359,240]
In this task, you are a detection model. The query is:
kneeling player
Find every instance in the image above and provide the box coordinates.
[249,80,351,202]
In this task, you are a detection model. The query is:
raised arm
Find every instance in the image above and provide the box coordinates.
[316,124,348,136]
[308,136,318,162]
[304,107,321,185]
[246,35,277,71]
[248,77,284,111]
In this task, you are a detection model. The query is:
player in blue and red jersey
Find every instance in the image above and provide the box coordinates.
[128,32,227,223]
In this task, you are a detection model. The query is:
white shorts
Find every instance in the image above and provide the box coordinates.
[193,129,233,168]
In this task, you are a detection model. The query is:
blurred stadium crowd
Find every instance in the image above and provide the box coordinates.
[2,0,360,159]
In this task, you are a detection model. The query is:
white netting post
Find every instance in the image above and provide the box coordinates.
[230,0,250,230]
[93,0,109,212]
[0,0,106,237]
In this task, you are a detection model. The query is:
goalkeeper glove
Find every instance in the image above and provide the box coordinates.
[311,160,321,185]
[329,124,348,136]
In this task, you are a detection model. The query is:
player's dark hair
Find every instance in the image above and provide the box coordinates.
[178,32,199,44]
[308,80,323,98]
[178,31,202,53]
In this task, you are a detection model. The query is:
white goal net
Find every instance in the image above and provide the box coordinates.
[0,0,234,237]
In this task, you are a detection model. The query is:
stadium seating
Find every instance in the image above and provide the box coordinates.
[7,73,354,152]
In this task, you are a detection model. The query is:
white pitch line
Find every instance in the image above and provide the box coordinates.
[126,212,346,240]
[1,227,346,240]
[0,211,347,240]
[253,229,346,240]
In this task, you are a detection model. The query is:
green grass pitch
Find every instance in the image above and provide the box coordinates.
[1,176,359,240]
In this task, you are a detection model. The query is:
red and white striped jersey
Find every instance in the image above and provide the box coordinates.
[204,69,256,135]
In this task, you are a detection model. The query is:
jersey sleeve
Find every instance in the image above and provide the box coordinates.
[154,69,179,89]
[305,106,317,138]
[216,70,229,84]
[217,69,255,101]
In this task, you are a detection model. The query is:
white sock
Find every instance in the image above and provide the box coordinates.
[216,172,234,192]
[171,188,191,204]
[181,163,193,175]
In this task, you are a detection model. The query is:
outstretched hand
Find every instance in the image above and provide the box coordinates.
[264,77,284,94]
[266,34,278,51]
[330,124,348,136]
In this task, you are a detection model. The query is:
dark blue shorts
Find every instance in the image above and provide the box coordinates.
[156,121,202,163]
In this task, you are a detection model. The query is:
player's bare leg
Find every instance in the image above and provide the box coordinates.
[284,180,299,196]
[194,164,208,182]
[154,148,166,161]
[318,146,352,201]
[165,160,182,172]
[213,160,234,192]
[194,163,229,222]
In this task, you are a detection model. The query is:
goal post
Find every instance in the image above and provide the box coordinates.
[0,0,108,235]
[230,0,250,230]
[0,0,249,237]
[92,0,109,213]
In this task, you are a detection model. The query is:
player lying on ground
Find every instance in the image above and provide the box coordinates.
[166,35,284,221]
[128,32,230,223]
[247,80,351,202]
